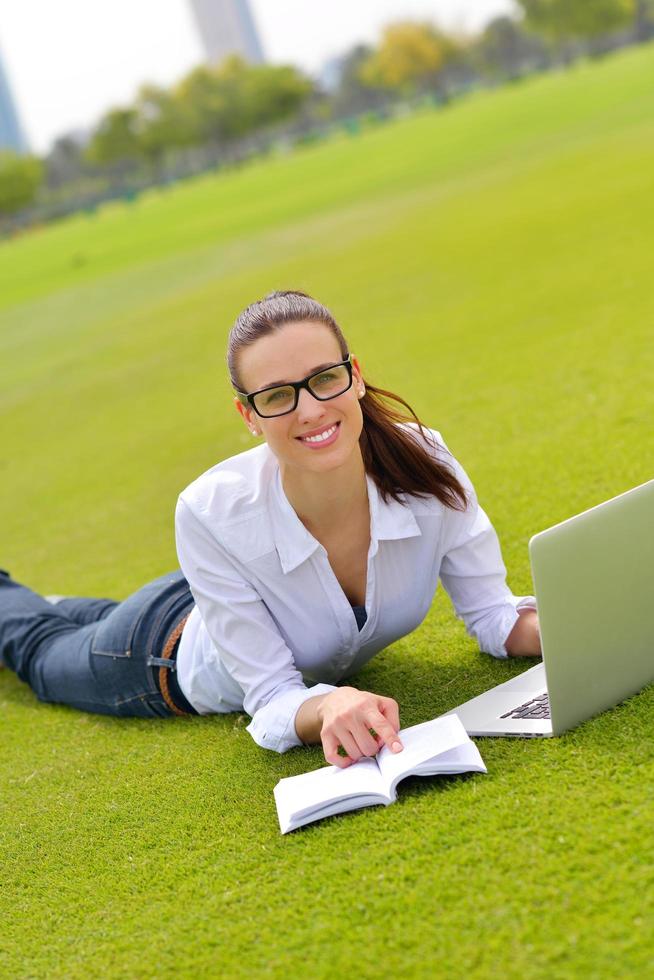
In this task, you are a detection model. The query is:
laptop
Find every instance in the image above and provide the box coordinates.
[446,478,654,737]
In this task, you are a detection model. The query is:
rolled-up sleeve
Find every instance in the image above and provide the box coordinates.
[436,445,536,658]
[175,497,336,752]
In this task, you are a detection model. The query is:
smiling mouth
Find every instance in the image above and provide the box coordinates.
[296,422,341,446]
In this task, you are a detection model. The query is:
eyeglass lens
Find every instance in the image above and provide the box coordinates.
[253,364,351,417]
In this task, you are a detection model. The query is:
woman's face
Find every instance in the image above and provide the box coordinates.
[234,320,365,477]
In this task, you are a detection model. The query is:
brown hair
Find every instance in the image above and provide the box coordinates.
[227,291,467,510]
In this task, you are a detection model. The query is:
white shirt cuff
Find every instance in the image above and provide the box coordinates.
[246,683,338,753]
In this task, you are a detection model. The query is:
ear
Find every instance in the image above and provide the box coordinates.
[234,397,261,436]
[352,357,365,399]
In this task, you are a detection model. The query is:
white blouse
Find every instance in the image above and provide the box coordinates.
[174,427,536,753]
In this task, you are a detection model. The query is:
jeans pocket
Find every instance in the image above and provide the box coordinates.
[90,609,140,659]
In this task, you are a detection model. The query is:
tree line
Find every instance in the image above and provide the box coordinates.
[1,0,653,224]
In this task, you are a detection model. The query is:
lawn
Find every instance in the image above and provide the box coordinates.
[1,42,653,978]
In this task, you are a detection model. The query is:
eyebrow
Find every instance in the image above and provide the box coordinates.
[258,361,340,389]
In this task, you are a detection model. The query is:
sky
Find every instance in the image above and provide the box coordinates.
[1,0,516,154]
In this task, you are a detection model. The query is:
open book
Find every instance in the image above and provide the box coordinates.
[274,713,486,833]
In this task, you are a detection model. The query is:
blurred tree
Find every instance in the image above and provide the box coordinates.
[473,15,550,79]
[329,44,391,114]
[633,0,654,38]
[44,134,89,190]
[134,84,191,169]
[0,152,44,216]
[359,21,460,95]
[86,107,141,167]
[174,65,228,144]
[515,0,634,43]
[174,56,312,145]
[240,63,314,133]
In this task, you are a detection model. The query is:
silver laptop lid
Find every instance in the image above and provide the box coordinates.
[529,479,654,736]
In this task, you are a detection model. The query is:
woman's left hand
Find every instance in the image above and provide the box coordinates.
[504,608,541,657]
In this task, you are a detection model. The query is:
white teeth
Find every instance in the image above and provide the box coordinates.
[301,424,337,443]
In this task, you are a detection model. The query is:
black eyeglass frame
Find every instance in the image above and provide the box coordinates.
[236,355,354,418]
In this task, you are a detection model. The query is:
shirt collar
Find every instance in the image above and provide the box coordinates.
[269,468,422,574]
[366,474,422,554]
[269,469,322,574]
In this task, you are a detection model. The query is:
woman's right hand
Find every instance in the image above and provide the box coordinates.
[317,686,403,768]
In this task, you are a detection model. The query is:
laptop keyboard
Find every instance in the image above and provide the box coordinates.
[500,693,550,720]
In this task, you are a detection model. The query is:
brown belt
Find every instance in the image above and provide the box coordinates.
[158,614,191,716]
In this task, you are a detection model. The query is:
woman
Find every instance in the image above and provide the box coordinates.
[0,291,540,767]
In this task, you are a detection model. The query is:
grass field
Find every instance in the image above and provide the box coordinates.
[2,42,654,978]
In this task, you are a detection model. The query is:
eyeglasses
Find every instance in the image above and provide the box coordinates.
[236,355,353,418]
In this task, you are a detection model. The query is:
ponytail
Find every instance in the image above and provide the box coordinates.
[359,382,467,509]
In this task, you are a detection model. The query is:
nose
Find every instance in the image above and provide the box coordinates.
[296,386,326,425]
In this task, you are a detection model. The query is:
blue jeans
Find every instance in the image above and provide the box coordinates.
[0,569,197,718]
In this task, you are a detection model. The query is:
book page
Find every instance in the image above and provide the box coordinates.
[376,714,470,793]
[274,755,384,828]
[412,741,486,776]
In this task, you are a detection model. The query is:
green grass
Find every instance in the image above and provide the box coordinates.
[2,44,654,978]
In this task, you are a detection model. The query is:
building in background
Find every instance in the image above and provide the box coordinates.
[0,43,28,153]
[189,0,265,66]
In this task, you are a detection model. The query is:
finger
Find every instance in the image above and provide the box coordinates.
[335,729,363,763]
[371,708,403,753]
[379,697,401,735]
[322,733,354,769]
[349,720,380,757]
[325,720,377,762]
[367,724,387,750]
